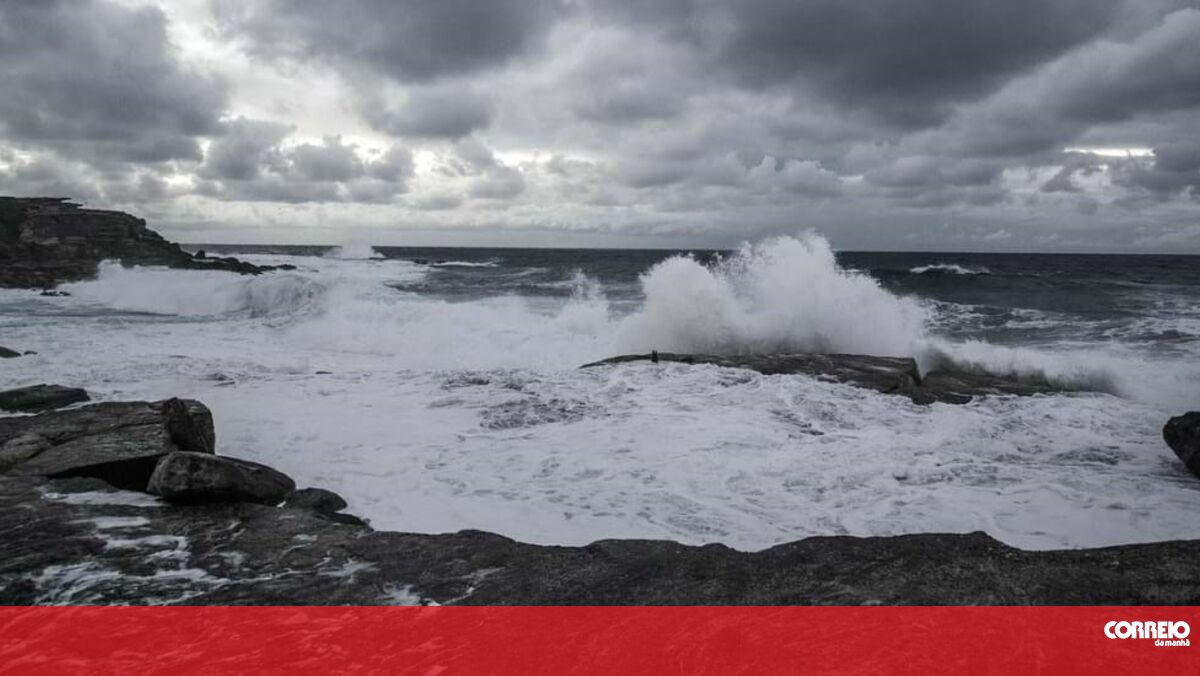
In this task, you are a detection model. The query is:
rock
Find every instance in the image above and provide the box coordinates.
[287,487,348,513]
[39,290,69,297]
[1164,412,1200,478]
[582,352,1071,404]
[0,196,278,288]
[0,345,21,358]
[3,474,1200,605]
[0,399,215,489]
[148,452,295,506]
[286,487,367,525]
[0,384,90,413]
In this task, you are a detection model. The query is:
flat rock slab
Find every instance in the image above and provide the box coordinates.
[0,399,214,489]
[1164,411,1200,478]
[148,452,295,506]
[582,353,1070,404]
[0,384,90,413]
[2,475,1198,605]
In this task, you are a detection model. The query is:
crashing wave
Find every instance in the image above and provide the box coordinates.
[908,263,991,276]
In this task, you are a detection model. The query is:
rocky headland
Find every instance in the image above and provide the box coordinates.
[0,196,284,288]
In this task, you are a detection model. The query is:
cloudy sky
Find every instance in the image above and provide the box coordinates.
[2,0,1199,251]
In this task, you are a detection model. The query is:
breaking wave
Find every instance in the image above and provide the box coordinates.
[325,243,382,260]
[908,263,991,275]
[618,235,928,357]
[61,262,324,317]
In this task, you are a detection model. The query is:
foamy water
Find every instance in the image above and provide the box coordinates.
[2,235,1198,550]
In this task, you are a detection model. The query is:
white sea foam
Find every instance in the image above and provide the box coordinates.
[618,235,929,357]
[6,234,1199,552]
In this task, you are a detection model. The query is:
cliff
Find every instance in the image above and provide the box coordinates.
[0,197,270,288]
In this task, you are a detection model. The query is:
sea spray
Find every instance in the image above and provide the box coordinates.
[325,242,382,260]
[617,234,929,357]
[60,262,324,317]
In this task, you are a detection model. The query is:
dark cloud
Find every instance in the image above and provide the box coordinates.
[196,120,410,203]
[589,0,1121,128]
[216,0,568,82]
[0,0,228,163]
[1113,141,1200,198]
[361,88,494,138]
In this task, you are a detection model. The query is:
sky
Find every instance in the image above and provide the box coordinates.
[1,0,1199,251]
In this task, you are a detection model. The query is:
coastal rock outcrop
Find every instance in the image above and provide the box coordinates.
[1164,412,1200,479]
[4,394,1199,605]
[0,196,276,288]
[582,352,1069,404]
[0,384,90,413]
[3,474,1200,605]
[148,452,295,505]
[0,399,215,488]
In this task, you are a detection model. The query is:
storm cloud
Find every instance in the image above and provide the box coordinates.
[1,0,1198,250]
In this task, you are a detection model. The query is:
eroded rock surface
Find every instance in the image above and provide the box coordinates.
[1164,412,1200,479]
[582,353,1070,404]
[148,452,295,505]
[0,384,90,413]
[2,475,1198,605]
[0,399,215,488]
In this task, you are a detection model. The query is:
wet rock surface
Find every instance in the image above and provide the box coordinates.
[0,384,90,413]
[0,399,215,488]
[148,452,295,506]
[0,345,21,358]
[1164,412,1200,479]
[2,474,1199,605]
[0,196,278,288]
[582,352,1071,404]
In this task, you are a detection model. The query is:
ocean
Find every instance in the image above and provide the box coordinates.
[2,234,1198,551]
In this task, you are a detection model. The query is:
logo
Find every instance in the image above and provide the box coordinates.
[1104,621,1190,647]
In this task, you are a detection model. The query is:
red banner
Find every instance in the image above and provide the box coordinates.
[0,607,1195,674]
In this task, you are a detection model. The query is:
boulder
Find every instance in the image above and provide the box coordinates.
[0,346,20,358]
[0,398,215,489]
[1164,412,1200,479]
[0,384,90,413]
[148,452,295,506]
[286,487,367,525]
[582,352,1071,404]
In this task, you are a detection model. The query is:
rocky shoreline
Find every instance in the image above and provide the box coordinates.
[0,388,1198,605]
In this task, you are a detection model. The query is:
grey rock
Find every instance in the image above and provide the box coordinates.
[1164,411,1200,479]
[148,452,295,506]
[0,384,90,413]
[2,474,1199,605]
[287,487,348,513]
[0,345,20,358]
[286,487,367,525]
[582,352,1070,404]
[0,399,215,489]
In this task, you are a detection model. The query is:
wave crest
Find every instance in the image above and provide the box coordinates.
[618,234,929,357]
